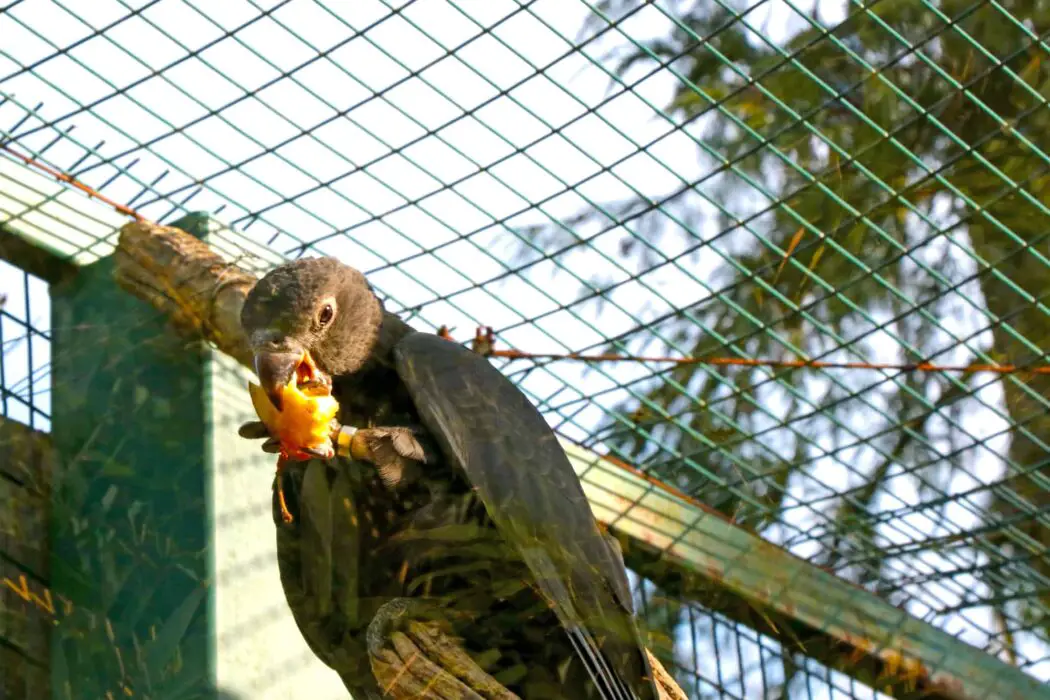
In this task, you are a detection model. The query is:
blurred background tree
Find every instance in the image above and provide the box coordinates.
[512,0,1050,679]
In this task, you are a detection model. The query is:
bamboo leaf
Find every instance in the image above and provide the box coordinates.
[143,585,206,680]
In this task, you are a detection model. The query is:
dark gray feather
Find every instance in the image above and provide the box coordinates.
[393,331,658,700]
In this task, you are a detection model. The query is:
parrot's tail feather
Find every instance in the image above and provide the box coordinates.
[565,624,639,700]
[521,547,646,700]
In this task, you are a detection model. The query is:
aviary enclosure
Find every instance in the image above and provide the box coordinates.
[1,0,1049,698]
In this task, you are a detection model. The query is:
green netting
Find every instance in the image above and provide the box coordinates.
[2,0,1050,696]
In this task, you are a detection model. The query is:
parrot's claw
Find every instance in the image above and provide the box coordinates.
[238,420,271,440]
[297,444,336,460]
[239,419,335,460]
[333,425,434,489]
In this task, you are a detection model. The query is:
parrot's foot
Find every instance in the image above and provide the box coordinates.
[336,425,436,489]
[238,420,337,462]
[366,599,519,700]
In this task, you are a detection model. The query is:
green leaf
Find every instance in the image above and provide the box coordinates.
[143,584,207,680]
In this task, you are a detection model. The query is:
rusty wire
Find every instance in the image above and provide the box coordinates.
[7,143,1050,382]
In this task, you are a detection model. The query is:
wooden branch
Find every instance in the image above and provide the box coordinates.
[370,620,517,700]
[113,220,257,367]
[112,220,689,700]
[646,651,688,700]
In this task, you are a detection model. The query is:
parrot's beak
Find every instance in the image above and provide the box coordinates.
[253,348,331,411]
[254,350,301,411]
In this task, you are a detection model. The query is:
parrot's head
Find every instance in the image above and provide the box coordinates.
[241,256,383,409]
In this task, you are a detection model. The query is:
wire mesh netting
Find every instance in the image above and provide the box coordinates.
[2,0,1050,697]
[0,261,50,431]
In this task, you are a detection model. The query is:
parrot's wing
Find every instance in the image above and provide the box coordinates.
[393,331,658,700]
[272,460,376,696]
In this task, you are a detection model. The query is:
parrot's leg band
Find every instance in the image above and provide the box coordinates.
[335,425,358,459]
[335,425,376,462]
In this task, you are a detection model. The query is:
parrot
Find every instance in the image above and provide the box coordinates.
[238,256,659,700]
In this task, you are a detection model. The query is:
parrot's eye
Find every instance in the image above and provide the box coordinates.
[318,304,335,326]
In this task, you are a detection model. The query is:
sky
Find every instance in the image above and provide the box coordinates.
[2,0,1046,693]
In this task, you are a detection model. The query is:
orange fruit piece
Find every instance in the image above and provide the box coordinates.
[249,377,339,458]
